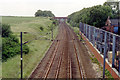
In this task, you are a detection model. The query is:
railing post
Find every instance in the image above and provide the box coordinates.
[100,45,102,54]
[96,30,98,48]
[108,33,111,51]
[86,24,87,37]
[84,24,86,35]
[79,23,81,32]
[93,28,96,46]
[119,57,120,74]
[112,35,116,68]
[89,26,91,42]
[100,31,103,54]
[103,32,107,79]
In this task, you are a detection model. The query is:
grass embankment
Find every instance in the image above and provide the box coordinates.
[2,16,58,78]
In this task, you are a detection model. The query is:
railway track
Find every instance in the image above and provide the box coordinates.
[65,23,86,78]
[64,23,86,79]
[29,22,86,79]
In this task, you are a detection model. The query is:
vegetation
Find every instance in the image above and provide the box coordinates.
[68,5,113,28]
[2,24,12,37]
[104,1,120,19]
[68,22,113,78]
[69,22,113,78]
[48,19,58,40]
[90,54,113,78]
[35,10,55,17]
[2,16,58,78]
[2,24,29,61]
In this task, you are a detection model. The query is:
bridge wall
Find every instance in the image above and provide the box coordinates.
[79,22,120,79]
[53,17,68,23]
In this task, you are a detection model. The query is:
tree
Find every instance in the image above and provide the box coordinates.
[68,5,113,28]
[35,10,55,17]
[104,1,119,19]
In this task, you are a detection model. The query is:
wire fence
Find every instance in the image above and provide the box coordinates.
[79,22,120,73]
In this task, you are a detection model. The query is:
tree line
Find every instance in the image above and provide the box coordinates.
[68,2,119,28]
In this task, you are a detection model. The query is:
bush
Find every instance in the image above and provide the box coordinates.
[2,24,12,37]
[2,37,20,61]
[2,36,30,61]
[40,26,44,31]
[23,45,29,54]
[2,24,29,61]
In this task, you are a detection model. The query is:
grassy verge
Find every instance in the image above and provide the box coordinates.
[90,54,113,78]
[2,16,58,78]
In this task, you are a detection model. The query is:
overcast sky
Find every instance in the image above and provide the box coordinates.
[0,0,118,17]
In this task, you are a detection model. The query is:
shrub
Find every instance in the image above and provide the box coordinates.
[2,37,20,61]
[2,24,12,37]
[2,24,29,61]
[23,45,29,54]
[40,26,44,31]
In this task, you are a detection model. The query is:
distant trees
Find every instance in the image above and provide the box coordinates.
[2,24,29,61]
[35,10,55,17]
[68,5,113,28]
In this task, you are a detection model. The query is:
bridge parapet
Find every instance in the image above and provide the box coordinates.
[79,22,120,78]
[53,17,68,22]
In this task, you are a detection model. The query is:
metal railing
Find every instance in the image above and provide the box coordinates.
[79,22,120,73]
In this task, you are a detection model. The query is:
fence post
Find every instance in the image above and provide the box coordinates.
[103,32,107,79]
[112,35,116,68]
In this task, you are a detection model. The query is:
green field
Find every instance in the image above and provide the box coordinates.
[2,16,58,78]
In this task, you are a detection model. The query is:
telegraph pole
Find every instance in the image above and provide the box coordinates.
[20,32,23,79]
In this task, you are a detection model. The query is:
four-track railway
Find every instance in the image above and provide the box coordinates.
[29,22,86,79]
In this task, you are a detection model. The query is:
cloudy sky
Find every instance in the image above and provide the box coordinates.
[0,0,117,17]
